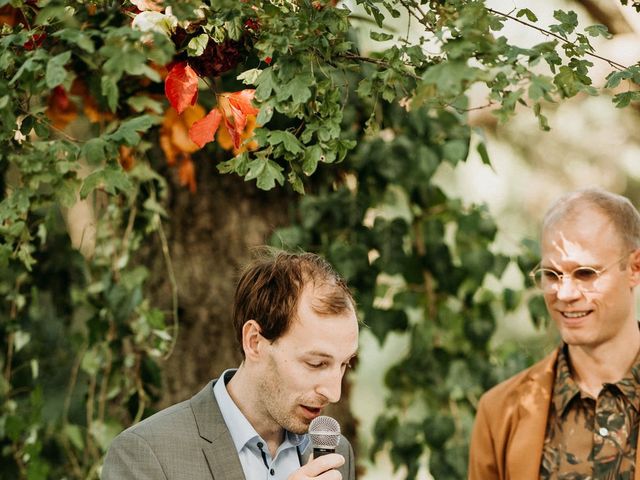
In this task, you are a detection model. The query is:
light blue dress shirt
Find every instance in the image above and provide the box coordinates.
[213,369,310,480]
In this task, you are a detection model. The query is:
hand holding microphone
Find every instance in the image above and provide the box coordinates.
[288,416,344,480]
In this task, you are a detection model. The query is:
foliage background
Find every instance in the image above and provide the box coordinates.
[1,0,640,479]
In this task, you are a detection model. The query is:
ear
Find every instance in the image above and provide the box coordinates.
[628,249,640,288]
[241,320,264,361]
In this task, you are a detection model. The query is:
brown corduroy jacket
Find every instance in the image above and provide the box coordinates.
[468,348,640,480]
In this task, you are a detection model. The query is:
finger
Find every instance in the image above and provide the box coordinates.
[317,470,342,480]
[302,453,345,476]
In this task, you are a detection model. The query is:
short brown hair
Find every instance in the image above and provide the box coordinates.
[232,248,356,356]
[543,187,640,253]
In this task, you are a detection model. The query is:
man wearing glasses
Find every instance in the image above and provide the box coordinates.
[469,188,640,480]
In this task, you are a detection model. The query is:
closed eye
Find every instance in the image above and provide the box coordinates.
[306,361,327,369]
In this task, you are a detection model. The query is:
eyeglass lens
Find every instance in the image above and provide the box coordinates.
[533,267,600,291]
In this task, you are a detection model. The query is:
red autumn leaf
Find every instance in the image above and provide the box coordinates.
[219,89,259,149]
[24,33,46,51]
[188,108,222,148]
[228,89,259,115]
[165,62,199,115]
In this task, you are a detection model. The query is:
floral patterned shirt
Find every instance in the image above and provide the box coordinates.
[539,345,640,480]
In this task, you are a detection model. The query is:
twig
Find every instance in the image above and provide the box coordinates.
[487,8,629,71]
[133,355,147,423]
[61,342,86,478]
[4,332,14,385]
[97,326,114,422]
[157,219,179,360]
[398,0,431,31]
[339,52,422,80]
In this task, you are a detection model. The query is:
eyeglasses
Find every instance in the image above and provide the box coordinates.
[529,254,629,293]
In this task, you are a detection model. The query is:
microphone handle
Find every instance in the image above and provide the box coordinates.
[313,447,335,458]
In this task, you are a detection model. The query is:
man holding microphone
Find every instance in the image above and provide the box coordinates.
[103,249,359,480]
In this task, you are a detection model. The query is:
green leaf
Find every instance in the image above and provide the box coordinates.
[64,424,85,451]
[81,138,109,165]
[442,139,469,164]
[550,10,578,37]
[45,51,72,88]
[53,28,95,53]
[218,152,251,176]
[528,74,554,101]
[370,31,394,41]
[90,420,123,452]
[101,75,119,112]
[109,115,159,146]
[612,91,640,108]
[80,166,133,198]
[605,70,628,89]
[237,68,262,86]
[254,68,276,102]
[225,17,244,41]
[584,23,612,38]
[476,142,491,167]
[279,74,313,104]
[244,158,285,190]
[127,95,164,114]
[187,34,209,57]
[516,8,538,22]
[269,130,303,154]
[302,145,323,175]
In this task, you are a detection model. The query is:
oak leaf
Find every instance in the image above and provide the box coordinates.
[164,62,199,114]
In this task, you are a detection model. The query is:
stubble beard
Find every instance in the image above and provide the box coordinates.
[259,362,309,436]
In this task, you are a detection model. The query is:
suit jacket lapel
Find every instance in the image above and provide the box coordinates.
[190,380,246,480]
[507,350,558,480]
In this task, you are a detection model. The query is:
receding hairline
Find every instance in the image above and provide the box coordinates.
[541,188,640,253]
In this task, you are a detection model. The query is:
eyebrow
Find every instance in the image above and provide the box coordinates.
[304,351,358,362]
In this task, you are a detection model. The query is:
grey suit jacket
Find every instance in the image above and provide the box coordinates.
[102,380,356,479]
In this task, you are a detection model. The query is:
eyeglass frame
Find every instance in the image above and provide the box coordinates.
[529,253,632,293]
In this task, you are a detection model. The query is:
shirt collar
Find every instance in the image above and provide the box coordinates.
[552,345,582,416]
[553,343,640,415]
[213,369,309,453]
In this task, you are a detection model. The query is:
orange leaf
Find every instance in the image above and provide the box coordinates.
[218,89,259,149]
[217,114,259,155]
[178,158,197,193]
[119,145,135,171]
[188,108,222,148]
[45,86,77,130]
[165,62,199,114]
[228,89,259,115]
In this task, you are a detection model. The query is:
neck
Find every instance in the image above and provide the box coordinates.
[226,364,284,457]
[567,323,640,398]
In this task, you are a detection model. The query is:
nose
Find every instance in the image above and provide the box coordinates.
[554,275,582,302]
[316,369,343,404]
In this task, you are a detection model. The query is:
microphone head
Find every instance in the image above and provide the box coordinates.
[309,415,341,450]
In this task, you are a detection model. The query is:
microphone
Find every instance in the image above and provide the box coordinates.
[308,415,341,458]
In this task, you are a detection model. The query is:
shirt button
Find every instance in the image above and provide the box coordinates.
[270,469,275,476]
[599,427,609,437]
